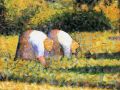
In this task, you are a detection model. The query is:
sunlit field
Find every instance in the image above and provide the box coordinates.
[0,0,120,89]
[0,81,112,90]
[0,31,120,89]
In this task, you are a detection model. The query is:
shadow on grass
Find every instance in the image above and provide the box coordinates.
[0,65,120,89]
[68,65,120,74]
[85,51,120,60]
[0,73,118,90]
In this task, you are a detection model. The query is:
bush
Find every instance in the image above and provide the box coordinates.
[2,0,48,35]
[7,6,41,34]
[1,0,115,35]
[37,10,111,32]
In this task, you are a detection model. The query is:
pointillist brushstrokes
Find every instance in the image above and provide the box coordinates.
[14,30,36,60]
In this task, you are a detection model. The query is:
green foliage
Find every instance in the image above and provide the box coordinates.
[0,0,6,34]
[7,6,41,34]
[4,1,43,35]
[1,0,48,35]
[38,10,111,32]
[1,0,118,35]
[1,58,120,89]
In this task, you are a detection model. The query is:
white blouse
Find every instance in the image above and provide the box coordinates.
[28,30,47,57]
[57,30,72,58]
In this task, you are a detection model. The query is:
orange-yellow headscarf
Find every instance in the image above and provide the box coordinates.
[71,40,79,53]
[44,38,53,51]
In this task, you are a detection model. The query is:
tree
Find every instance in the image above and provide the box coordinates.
[0,0,6,34]
[73,0,100,11]
[73,0,114,11]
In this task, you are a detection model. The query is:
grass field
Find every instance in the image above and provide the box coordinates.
[0,31,120,89]
[0,0,120,89]
[0,81,112,90]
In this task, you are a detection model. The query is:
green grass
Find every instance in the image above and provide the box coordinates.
[0,58,119,89]
[0,31,120,89]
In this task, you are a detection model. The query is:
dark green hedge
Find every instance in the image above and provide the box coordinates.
[0,0,6,34]
[38,10,111,33]
[0,9,112,35]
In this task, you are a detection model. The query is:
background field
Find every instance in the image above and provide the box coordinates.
[0,0,120,90]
